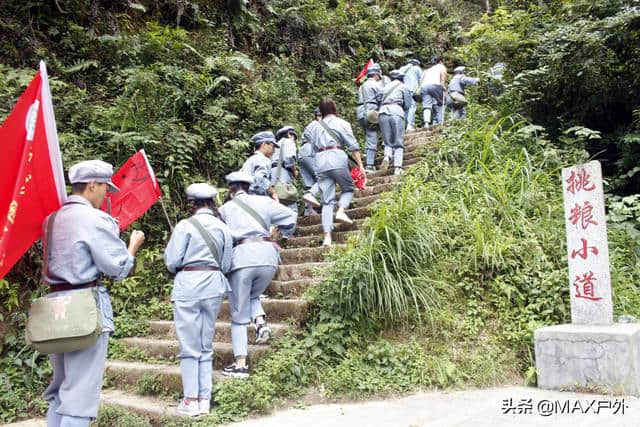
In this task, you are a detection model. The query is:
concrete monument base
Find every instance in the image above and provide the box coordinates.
[534,323,640,396]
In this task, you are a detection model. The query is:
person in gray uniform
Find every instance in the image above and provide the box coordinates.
[164,183,233,417]
[271,125,300,214]
[299,110,322,217]
[241,131,279,201]
[303,98,365,247]
[43,160,145,427]
[448,66,479,120]
[399,59,423,131]
[219,171,297,378]
[378,70,413,176]
[356,63,383,171]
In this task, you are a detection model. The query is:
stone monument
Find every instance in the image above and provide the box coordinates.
[534,160,640,395]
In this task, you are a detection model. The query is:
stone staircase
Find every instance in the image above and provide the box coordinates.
[99,129,434,423]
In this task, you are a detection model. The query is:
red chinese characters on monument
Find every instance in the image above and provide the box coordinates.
[565,168,596,195]
[573,271,602,301]
[569,201,598,230]
[570,238,599,260]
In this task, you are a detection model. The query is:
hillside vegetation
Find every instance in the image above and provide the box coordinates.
[1,0,640,424]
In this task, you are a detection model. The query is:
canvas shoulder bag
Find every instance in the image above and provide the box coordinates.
[26,210,103,354]
[231,198,269,232]
[413,69,428,101]
[273,144,299,204]
[187,217,221,266]
[366,81,401,126]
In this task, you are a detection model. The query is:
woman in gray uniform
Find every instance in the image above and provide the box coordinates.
[302,98,365,247]
[219,171,297,378]
[164,183,233,416]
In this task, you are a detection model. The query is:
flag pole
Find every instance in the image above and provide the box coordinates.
[159,196,174,232]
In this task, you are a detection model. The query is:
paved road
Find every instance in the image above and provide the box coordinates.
[226,387,640,427]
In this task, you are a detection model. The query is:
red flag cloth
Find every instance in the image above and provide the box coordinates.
[0,62,66,279]
[101,150,161,231]
[351,167,367,190]
[355,59,374,85]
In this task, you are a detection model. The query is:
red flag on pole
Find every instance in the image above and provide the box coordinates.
[0,62,66,279]
[355,59,374,85]
[101,150,162,230]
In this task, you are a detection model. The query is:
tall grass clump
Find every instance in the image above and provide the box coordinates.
[309,106,640,371]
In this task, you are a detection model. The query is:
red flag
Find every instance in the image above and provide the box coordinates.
[0,62,66,279]
[355,59,374,85]
[101,150,162,230]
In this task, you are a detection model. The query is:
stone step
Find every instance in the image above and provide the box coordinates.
[351,193,384,209]
[148,320,290,344]
[118,338,269,367]
[219,298,308,322]
[105,360,225,395]
[101,389,176,424]
[357,182,395,197]
[296,219,366,236]
[280,245,345,263]
[266,278,322,297]
[285,231,356,248]
[274,262,332,281]
[297,205,371,227]
[366,174,400,187]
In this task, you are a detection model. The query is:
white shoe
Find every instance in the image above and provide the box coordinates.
[322,234,332,246]
[335,209,353,225]
[177,399,200,417]
[380,156,390,170]
[406,125,415,132]
[394,167,403,176]
[302,192,321,208]
[199,399,210,415]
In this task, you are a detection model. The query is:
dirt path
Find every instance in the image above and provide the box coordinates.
[225,386,640,427]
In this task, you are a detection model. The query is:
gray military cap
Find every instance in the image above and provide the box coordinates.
[275,126,297,141]
[68,159,120,193]
[390,70,405,80]
[454,66,466,74]
[225,171,254,184]
[367,63,382,76]
[251,131,279,148]
[409,58,421,66]
[186,183,218,200]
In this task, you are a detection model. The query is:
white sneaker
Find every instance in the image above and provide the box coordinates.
[302,192,321,208]
[380,156,390,170]
[177,399,200,417]
[199,399,210,415]
[394,167,403,176]
[406,125,415,132]
[322,234,332,246]
[335,209,353,225]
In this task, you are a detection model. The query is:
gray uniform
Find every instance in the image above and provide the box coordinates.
[241,152,272,196]
[298,140,319,195]
[400,64,423,128]
[378,81,413,168]
[303,115,360,233]
[448,74,479,119]
[270,137,298,213]
[219,192,297,357]
[164,208,233,399]
[356,78,383,166]
[44,195,135,427]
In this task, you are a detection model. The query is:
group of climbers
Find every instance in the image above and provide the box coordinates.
[40,56,484,425]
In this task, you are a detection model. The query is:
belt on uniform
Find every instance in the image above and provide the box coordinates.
[234,237,273,247]
[49,281,98,292]
[318,146,341,153]
[177,265,220,272]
